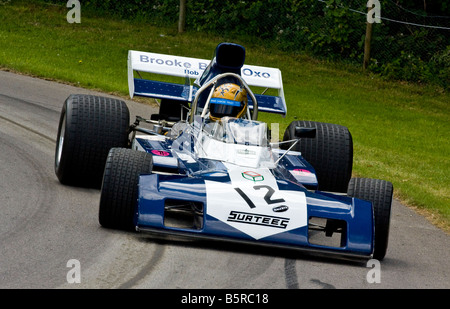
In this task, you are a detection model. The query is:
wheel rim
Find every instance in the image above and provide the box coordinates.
[55,116,66,170]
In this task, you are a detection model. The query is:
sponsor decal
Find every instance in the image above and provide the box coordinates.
[291,169,313,176]
[242,171,264,182]
[272,205,289,213]
[227,211,289,229]
[236,149,256,156]
[151,150,170,156]
[137,53,273,80]
[139,54,208,71]
[242,68,271,79]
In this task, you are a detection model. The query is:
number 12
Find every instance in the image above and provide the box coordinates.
[234,185,286,209]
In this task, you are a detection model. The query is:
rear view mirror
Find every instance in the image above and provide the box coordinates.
[295,127,316,138]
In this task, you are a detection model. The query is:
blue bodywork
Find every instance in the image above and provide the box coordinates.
[132,134,374,259]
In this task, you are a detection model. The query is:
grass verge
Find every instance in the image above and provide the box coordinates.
[1,1,448,231]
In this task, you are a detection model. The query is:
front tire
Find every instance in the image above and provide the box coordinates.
[347,178,393,260]
[99,148,153,231]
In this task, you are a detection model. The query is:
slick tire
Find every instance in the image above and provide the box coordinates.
[347,178,393,261]
[55,94,130,188]
[99,148,153,231]
[282,120,353,193]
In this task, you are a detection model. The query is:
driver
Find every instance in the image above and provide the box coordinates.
[208,83,248,121]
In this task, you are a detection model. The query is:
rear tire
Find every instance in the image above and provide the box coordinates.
[55,94,130,188]
[347,178,393,260]
[283,120,353,192]
[99,148,153,231]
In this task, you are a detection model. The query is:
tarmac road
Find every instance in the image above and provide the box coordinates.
[0,70,448,289]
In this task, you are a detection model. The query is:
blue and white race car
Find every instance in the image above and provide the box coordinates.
[55,42,393,261]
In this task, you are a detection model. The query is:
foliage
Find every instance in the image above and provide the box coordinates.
[35,0,450,88]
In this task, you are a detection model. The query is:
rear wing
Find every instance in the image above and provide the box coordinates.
[127,50,287,116]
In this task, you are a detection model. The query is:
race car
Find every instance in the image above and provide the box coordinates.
[54,42,393,261]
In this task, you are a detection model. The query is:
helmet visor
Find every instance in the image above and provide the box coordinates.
[209,97,245,118]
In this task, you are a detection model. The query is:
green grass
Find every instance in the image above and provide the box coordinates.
[1,1,449,231]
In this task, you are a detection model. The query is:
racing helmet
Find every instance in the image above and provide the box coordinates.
[209,83,248,121]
